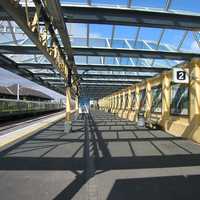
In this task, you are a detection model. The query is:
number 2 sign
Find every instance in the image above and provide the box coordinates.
[172,68,189,83]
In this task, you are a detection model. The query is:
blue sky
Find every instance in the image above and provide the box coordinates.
[0,0,200,100]
[0,68,65,101]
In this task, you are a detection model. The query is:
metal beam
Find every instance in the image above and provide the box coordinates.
[1,5,200,30]
[18,63,53,69]
[82,74,152,79]
[18,63,171,72]
[1,45,199,60]
[76,64,171,72]
[80,74,153,79]
[35,72,151,79]
[0,0,69,81]
[73,47,199,60]
[45,0,79,86]
[80,79,139,84]
[0,53,64,94]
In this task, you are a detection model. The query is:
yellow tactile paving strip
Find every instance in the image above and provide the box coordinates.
[0,112,66,150]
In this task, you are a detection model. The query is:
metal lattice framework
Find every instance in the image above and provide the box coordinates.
[0,0,200,98]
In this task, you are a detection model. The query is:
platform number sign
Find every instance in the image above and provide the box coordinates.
[173,68,189,83]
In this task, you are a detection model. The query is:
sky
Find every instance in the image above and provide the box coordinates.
[0,0,200,100]
[0,68,65,101]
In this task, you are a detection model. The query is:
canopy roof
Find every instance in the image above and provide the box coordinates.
[0,0,200,99]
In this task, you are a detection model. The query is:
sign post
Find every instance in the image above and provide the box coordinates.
[172,68,189,83]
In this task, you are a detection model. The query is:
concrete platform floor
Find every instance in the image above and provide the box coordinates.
[1,110,200,199]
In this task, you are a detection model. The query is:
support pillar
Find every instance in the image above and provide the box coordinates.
[145,81,152,119]
[160,73,171,128]
[188,58,200,141]
[119,91,125,117]
[127,89,131,110]
[75,95,79,111]
[135,85,140,122]
[65,86,72,133]
[111,96,114,111]
[112,95,117,113]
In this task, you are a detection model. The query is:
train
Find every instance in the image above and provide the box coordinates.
[0,99,65,122]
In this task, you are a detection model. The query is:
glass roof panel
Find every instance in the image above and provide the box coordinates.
[92,0,128,7]
[139,27,162,41]
[132,0,166,10]
[119,57,133,65]
[128,40,150,50]
[70,37,87,47]
[180,32,200,53]
[74,56,87,64]
[160,29,186,50]
[66,23,87,38]
[110,39,128,49]
[61,0,87,5]
[90,24,112,38]
[1,0,200,98]
[114,26,137,40]
[170,0,200,13]
[89,38,108,48]
[152,59,183,67]
[88,56,102,64]
[104,57,118,65]
[4,54,50,64]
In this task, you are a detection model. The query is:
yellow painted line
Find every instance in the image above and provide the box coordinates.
[0,113,65,149]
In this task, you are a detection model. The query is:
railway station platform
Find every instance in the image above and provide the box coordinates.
[1,110,200,200]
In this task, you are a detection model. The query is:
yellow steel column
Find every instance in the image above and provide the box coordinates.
[109,97,111,111]
[188,58,200,142]
[118,93,121,114]
[75,95,79,111]
[128,89,132,110]
[145,80,152,119]
[126,89,132,119]
[111,96,114,111]
[160,72,171,128]
[119,91,125,117]
[65,87,71,133]
[113,95,117,113]
[135,85,140,122]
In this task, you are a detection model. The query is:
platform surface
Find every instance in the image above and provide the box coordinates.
[1,110,200,200]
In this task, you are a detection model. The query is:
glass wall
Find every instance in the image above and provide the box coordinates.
[151,85,162,113]
[120,95,123,109]
[171,83,189,115]
[139,89,146,112]
[131,91,136,110]
[124,93,129,109]
[116,96,119,108]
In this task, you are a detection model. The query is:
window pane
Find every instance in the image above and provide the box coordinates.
[131,91,136,110]
[171,84,189,115]
[120,95,123,109]
[124,93,129,109]
[151,85,162,113]
[139,89,146,112]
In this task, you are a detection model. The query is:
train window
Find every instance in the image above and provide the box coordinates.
[151,85,162,113]
[139,89,146,112]
[171,83,189,116]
